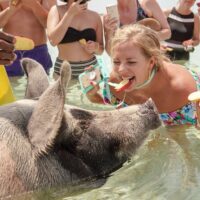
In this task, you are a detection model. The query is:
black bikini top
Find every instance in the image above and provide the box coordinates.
[59,27,97,44]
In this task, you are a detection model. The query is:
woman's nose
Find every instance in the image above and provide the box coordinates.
[118,63,127,74]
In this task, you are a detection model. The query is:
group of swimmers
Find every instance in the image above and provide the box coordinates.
[1,0,200,127]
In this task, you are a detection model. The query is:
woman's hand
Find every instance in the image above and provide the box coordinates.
[9,0,22,12]
[103,14,118,55]
[68,0,86,17]
[182,39,193,47]
[87,83,100,96]
[86,83,104,104]
[81,40,100,54]
[103,14,118,34]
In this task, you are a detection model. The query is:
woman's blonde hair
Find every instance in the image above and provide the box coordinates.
[111,24,170,68]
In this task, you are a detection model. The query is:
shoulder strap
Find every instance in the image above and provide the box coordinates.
[188,68,200,90]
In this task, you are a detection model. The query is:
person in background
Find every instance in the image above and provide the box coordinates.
[0,0,55,76]
[197,1,200,15]
[47,0,104,80]
[0,31,16,65]
[163,0,200,61]
[104,0,171,55]
[86,24,200,127]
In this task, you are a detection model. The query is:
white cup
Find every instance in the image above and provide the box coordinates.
[106,4,120,26]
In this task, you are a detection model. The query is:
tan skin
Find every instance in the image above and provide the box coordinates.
[88,41,198,115]
[47,0,104,63]
[0,0,55,46]
[104,0,171,54]
[164,0,200,47]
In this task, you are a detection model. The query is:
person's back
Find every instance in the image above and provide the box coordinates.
[0,0,55,76]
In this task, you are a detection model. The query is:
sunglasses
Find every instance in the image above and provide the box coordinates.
[75,0,90,4]
[60,0,90,3]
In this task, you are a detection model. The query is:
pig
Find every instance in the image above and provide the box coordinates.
[0,58,161,198]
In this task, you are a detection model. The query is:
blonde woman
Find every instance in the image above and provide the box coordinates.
[87,24,200,126]
[47,0,104,79]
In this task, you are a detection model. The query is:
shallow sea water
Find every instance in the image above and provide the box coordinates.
[7,0,200,199]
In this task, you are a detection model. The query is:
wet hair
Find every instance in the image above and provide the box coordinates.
[111,24,170,68]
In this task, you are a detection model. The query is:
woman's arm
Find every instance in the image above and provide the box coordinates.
[86,84,104,104]
[47,6,74,46]
[163,8,171,18]
[87,92,105,104]
[47,1,83,46]
[191,14,199,46]
[103,15,118,55]
[82,11,104,55]
[94,13,104,55]
[142,0,171,40]
[86,71,116,105]
[182,14,200,47]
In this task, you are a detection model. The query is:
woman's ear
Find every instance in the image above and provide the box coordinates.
[147,57,157,78]
[148,56,157,71]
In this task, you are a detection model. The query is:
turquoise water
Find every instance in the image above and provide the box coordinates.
[9,1,200,199]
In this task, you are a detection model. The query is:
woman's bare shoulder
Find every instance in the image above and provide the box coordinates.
[163,8,172,17]
[166,63,196,90]
[87,10,101,18]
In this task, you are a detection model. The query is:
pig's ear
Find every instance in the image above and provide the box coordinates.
[21,58,49,99]
[27,61,71,156]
